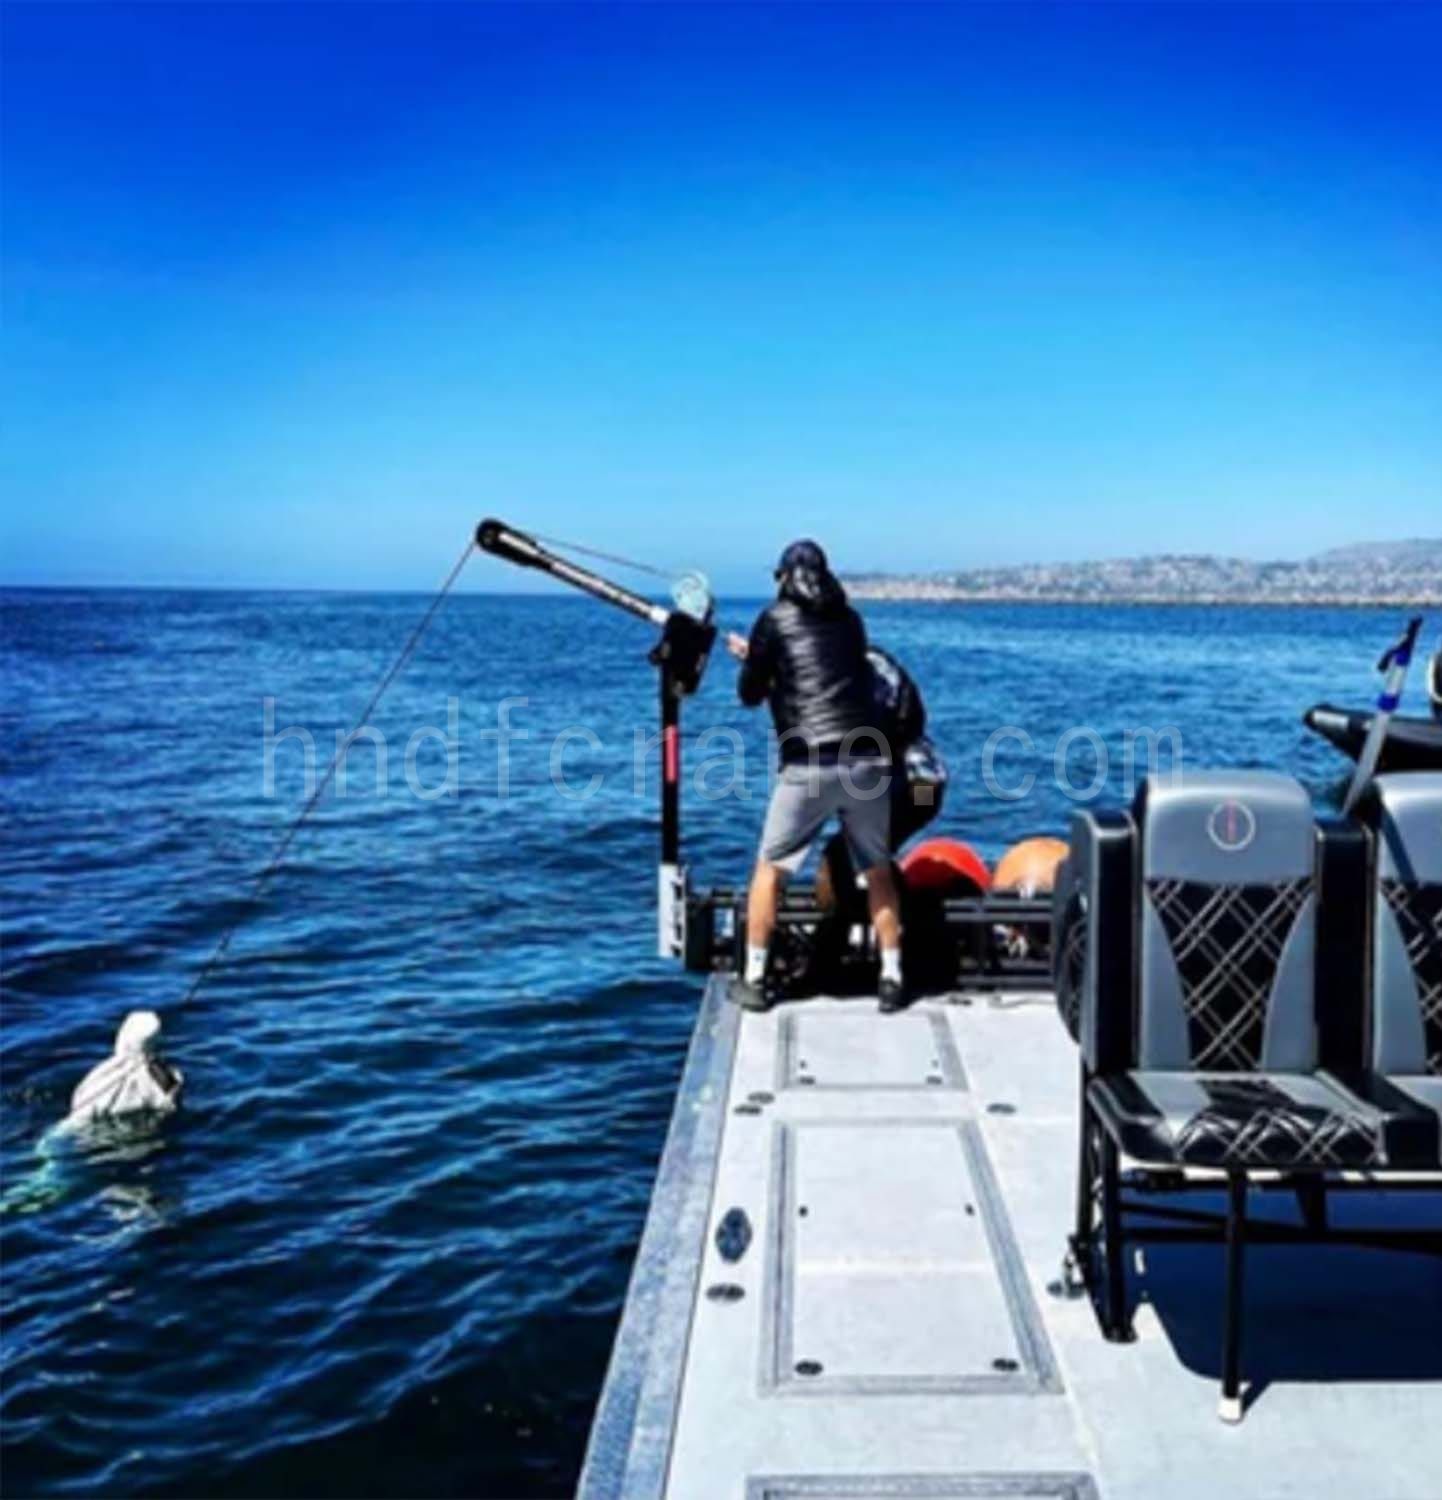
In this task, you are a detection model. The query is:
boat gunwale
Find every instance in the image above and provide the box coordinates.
[577,973,739,1500]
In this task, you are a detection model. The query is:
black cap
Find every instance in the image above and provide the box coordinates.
[776,539,828,577]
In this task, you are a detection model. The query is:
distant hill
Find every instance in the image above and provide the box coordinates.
[845,541,1442,605]
[1311,539,1442,569]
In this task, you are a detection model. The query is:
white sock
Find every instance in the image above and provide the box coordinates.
[880,946,903,985]
[745,944,768,985]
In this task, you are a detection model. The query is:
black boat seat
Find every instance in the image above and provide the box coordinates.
[1077,770,1416,1170]
[1360,773,1442,1166]
[1067,771,1438,1168]
[1061,768,1442,1422]
[1089,1070,1390,1170]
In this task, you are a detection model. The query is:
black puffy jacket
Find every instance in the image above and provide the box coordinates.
[737,573,884,763]
[867,646,926,748]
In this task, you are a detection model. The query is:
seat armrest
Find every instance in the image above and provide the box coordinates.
[1068,808,1137,1075]
[1316,818,1371,1072]
[1322,1069,1442,1168]
[1051,856,1086,1043]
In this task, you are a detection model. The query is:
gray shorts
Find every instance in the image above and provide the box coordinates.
[759,757,892,875]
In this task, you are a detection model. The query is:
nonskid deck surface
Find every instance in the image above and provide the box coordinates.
[580,979,1442,1500]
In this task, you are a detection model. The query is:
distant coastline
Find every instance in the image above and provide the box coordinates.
[844,538,1442,607]
[849,593,1442,607]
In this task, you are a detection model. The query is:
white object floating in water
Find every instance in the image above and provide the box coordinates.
[60,1011,183,1131]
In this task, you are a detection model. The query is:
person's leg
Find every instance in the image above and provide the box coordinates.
[817,831,865,918]
[814,838,838,914]
[866,861,902,946]
[866,860,903,972]
[737,764,827,1009]
[745,858,786,979]
[836,758,906,1009]
[869,860,907,1011]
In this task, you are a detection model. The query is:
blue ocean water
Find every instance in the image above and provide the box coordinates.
[1,589,1431,1497]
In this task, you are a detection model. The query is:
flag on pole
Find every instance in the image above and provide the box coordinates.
[1342,615,1425,814]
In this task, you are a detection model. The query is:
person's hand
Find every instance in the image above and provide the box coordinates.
[726,631,749,661]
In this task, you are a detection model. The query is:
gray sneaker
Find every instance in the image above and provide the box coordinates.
[730,975,772,1013]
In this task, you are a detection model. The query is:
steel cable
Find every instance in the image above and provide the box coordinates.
[179,535,476,1005]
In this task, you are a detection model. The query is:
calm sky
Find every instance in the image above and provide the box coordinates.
[3,2,1439,591]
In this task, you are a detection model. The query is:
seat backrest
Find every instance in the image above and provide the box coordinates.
[1134,771,1317,1072]
[1364,774,1442,1077]
[1066,807,1136,1073]
[1051,855,1085,1044]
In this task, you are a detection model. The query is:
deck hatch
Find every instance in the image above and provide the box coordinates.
[761,1119,1060,1396]
[746,1477,1101,1500]
[776,1011,967,1091]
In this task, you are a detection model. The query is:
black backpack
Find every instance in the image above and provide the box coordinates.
[868,646,925,748]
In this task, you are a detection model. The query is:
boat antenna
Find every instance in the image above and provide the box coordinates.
[178,534,477,1006]
[1341,614,1425,815]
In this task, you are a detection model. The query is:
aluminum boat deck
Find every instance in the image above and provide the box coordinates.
[579,978,1442,1500]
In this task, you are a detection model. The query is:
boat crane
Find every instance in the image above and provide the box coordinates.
[474,517,1054,988]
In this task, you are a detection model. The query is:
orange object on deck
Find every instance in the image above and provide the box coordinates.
[899,838,991,896]
[992,836,1070,897]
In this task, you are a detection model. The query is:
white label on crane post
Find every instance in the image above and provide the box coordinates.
[658,862,686,959]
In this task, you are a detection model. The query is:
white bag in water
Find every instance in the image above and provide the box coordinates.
[61,1011,183,1130]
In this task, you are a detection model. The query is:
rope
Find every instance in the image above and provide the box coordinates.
[529,530,675,581]
[179,535,476,1005]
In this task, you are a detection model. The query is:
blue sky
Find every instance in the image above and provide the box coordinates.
[2,2,1439,591]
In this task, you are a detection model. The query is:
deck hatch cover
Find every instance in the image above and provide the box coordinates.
[777,1011,968,1091]
[746,1476,1101,1500]
[761,1119,1061,1396]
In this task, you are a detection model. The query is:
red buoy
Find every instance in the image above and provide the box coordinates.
[899,838,991,897]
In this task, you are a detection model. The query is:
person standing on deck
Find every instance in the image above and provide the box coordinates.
[725,540,905,1013]
[815,644,947,922]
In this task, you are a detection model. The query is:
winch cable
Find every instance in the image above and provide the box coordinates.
[528,531,677,582]
[178,534,476,1007]
[528,530,719,632]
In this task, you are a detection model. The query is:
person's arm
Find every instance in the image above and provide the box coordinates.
[737,612,775,706]
[894,661,926,743]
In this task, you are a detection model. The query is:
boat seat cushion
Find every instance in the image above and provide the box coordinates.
[1087,1069,1438,1170]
